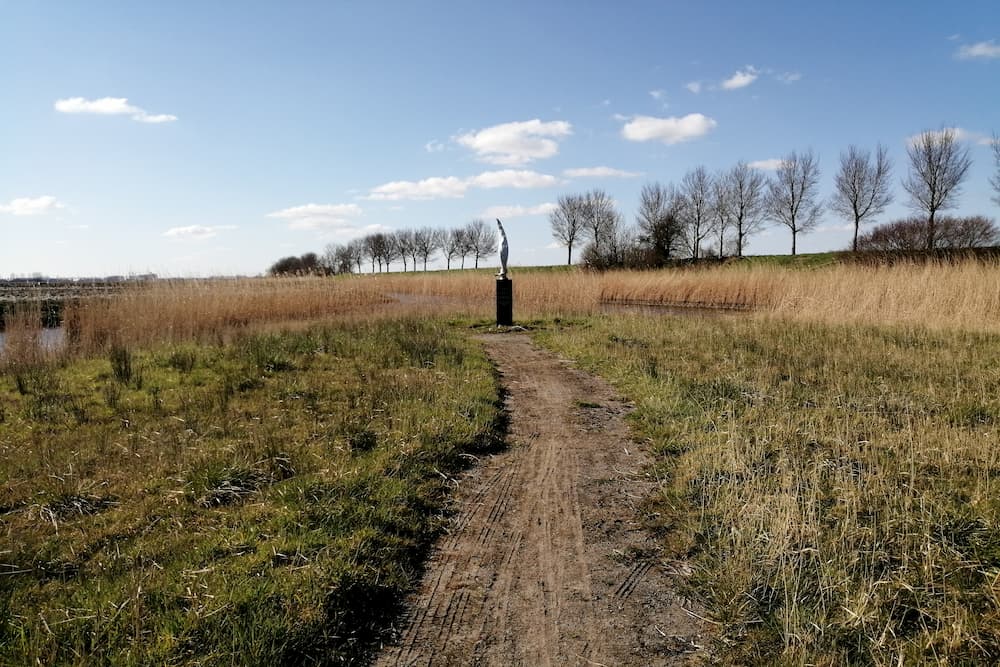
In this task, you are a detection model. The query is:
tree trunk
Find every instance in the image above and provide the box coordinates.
[791,229,797,255]
[853,216,860,252]
[567,245,573,265]
[927,211,936,250]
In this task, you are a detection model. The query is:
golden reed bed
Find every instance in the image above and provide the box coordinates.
[4,260,1000,367]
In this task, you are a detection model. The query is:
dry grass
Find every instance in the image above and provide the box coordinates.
[597,261,1000,332]
[368,259,1000,333]
[536,314,1000,664]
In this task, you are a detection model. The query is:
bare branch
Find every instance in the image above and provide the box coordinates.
[766,149,823,255]
[549,194,585,264]
[830,144,894,251]
[902,127,973,249]
[726,161,767,257]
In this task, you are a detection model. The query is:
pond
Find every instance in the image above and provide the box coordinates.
[0,327,65,353]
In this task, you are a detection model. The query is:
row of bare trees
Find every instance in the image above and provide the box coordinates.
[312,219,498,276]
[551,128,998,262]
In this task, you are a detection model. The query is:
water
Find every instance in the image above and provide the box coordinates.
[0,327,65,353]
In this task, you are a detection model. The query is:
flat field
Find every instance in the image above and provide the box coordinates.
[4,258,1000,665]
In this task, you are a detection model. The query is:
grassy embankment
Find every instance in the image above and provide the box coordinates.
[1,307,503,663]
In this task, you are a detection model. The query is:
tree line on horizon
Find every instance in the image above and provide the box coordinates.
[269,219,498,276]
[271,128,1000,275]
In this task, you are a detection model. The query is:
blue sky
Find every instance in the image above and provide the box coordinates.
[2,1,999,277]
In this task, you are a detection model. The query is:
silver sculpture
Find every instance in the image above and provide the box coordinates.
[496,219,509,279]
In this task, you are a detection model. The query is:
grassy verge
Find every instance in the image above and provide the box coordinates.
[1,318,504,665]
[534,314,1000,665]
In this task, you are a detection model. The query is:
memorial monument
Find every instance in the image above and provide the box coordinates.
[495,219,512,326]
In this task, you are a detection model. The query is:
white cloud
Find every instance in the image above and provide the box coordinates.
[649,89,666,101]
[684,81,702,94]
[267,203,364,229]
[906,127,975,147]
[721,66,759,90]
[366,170,559,201]
[545,241,563,249]
[563,166,641,179]
[424,139,445,153]
[163,225,237,241]
[621,113,717,145]
[0,195,66,216]
[748,158,786,171]
[956,40,1000,59]
[54,96,177,123]
[470,169,560,189]
[482,203,558,219]
[367,176,469,201]
[776,71,802,84]
[454,119,572,165]
[319,223,391,243]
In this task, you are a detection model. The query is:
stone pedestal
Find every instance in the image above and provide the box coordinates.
[496,278,513,326]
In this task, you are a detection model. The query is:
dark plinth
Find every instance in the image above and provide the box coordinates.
[496,277,513,326]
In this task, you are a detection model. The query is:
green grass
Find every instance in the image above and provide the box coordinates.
[0,318,504,666]
[534,314,1000,665]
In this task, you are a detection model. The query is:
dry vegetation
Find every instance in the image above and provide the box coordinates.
[1,318,503,664]
[5,259,1000,664]
[536,314,1000,664]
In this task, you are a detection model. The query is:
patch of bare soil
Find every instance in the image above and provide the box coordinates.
[376,333,710,666]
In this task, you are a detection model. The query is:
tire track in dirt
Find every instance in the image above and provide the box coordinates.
[376,333,709,666]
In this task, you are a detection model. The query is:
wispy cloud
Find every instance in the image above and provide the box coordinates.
[563,166,641,179]
[775,71,802,84]
[721,66,759,90]
[267,203,364,230]
[955,40,1000,59]
[649,89,666,101]
[0,195,66,216]
[54,97,177,123]
[621,114,717,145]
[424,139,446,153]
[748,158,786,171]
[454,119,572,166]
[684,81,702,94]
[482,203,558,219]
[163,225,237,241]
[366,170,560,201]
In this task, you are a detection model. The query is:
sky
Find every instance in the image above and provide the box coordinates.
[2,0,999,278]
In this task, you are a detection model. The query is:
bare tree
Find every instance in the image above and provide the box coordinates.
[767,149,823,255]
[440,228,462,270]
[413,227,439,271]
[710,172,733,258]
[348,239,366,273]
[726,162,768,257]
[991,132,1000,208]
[830,144,894,251]
[903,128,973,250]
[394,230,415,271]
[636,182,685,263]
[363,234,380,272]
[465,219,498,269]
[456,228,473,269]
[680,167,714,259]
[579,189,618,251]
[549,194,584,264]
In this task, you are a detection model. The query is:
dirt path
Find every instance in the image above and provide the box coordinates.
[376,333,709,666]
